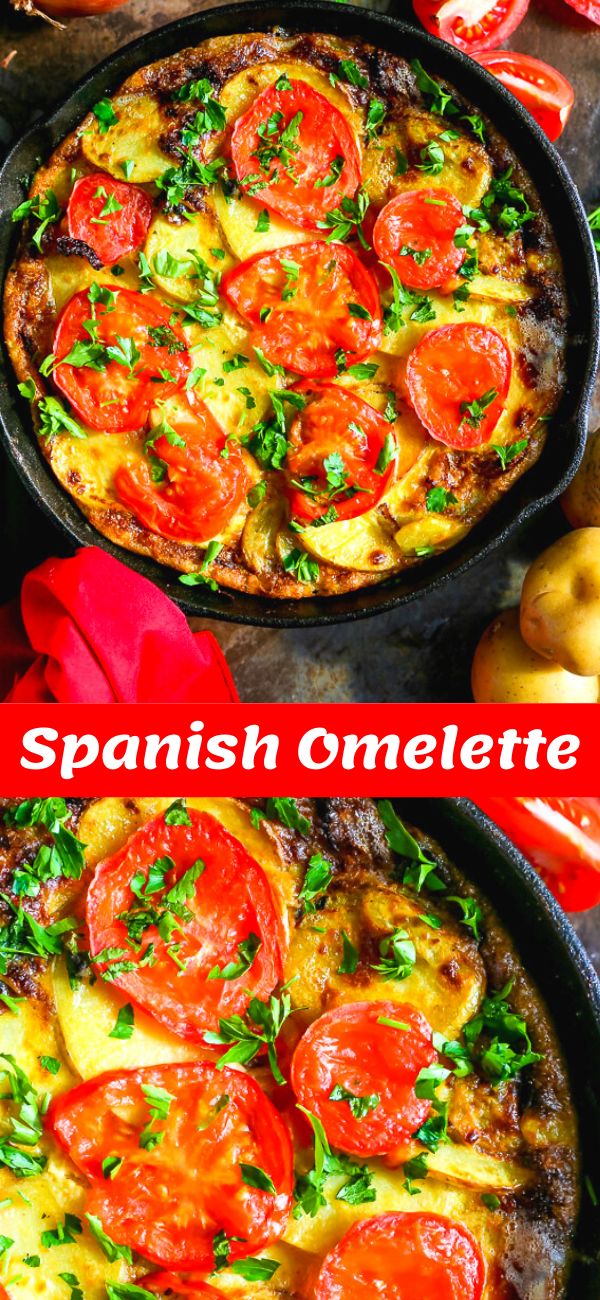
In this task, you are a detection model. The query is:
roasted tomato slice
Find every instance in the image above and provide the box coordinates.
[477,797,600,912]
[222,242,382,378]
[475,53,574,142]
[52,286,190,432]
[405,322,511,448]
[412,0,529,52]
[559,0,600,22]
[115,395,250,543]
[86,807,284,1039]
[286,384,395,522]
[373,189,466,290]
[67,171,153,265]
[290,1001,435,1156]
[315,1212,485,1300]
[47,1062,294,1270]
[230,77,361,228]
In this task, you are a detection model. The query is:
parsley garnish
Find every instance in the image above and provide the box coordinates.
[204,989,297,1083]
[299,853,333,914]
[317,187,370,249]
[329,1085,379,1119]
[338,930,359,974]
[459,388,498,430]
[92,99,119,133]
[492,439,528,469]
[207,933,261,981]
[426,486,458,513]
[283,548,320,584]
[108,1003,135,1040]
[11,187,61,251]
[372,928,416,981]
[464,980,542,1083]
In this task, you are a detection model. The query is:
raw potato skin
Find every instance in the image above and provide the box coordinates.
[562,429,600,528]
[520,529,600,676]
[3,29,568,599]
[471,606,600,702]
[0,796,579,1300]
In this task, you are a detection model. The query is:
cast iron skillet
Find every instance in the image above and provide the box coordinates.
[0,3,598,628]
[397,797,600,1299]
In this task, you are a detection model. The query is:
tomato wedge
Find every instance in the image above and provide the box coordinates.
[316,1212,485,1300]
[475,53,574,142]
[115,395,250,543]
[559,0,600,22]
[286,383,395,522]
[222,242,382,378]
[477,797,600,912]
[412,0,529,52]
[86,808,284,1039]
[67,171,153,265]
[405,322,511,448]
[52,286,190,432]
[373,190,466,290]
[47,1062,294,1270]
[230,78,361,228]
[290,1002,435,1156]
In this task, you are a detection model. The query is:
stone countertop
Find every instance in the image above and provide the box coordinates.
[0,0,598,707]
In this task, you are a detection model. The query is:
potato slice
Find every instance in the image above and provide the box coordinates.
[215,187,311,262]
[426,1142,531,1192]
[52,958,201,1080]
[219,59,360,135]
[468,274,533,304]
[242,494,287,577]
[80,92,171,182]
[181,317,275,432]
[144,207,233,303]
[395,109,492,207]
[299,509,402,573]
[394,514,469,556]
[46,251,141,315]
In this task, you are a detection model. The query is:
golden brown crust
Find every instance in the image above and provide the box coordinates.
[4,31,568,600]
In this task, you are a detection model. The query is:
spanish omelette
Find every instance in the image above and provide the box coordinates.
[4,31,567,598]
[0,796,579,1298]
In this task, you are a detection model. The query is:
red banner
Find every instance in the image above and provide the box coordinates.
[0,703,595,795]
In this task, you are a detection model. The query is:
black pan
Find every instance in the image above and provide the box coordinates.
[0,2,598,628]
[396,797,600,1300]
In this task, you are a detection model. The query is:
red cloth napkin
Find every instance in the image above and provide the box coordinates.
[0,548,238,703]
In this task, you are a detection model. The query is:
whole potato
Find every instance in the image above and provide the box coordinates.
[472,607,599,703]
[520,529,600,677]
[562,429,600,528]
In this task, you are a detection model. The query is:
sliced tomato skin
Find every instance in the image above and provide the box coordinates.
[230,78,361,228]
[67,172,153,265]
[52,287,190,432]
[412,0,529,52]
[476,797,600,911]
[559,0,600,22]
[405,322,512,448]
[86,808,284,1039]
[475,52,574,141]
[290,1001,435,1157]
[316,1212,485,1300]
[115,395,250,543]
[286,383,394,522]
[47,1062,294,1270]
[222,242,382,378]
[373,189,466,290]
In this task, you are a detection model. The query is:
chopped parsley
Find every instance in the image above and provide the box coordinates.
[282,548,320,585]
[371,928,416,981]
[92,99,119,133]
[426,486,458,513]
[299,853,333,914]
[11,187,61,250]
[207,933,262,982]
[250,798,310,835]
[492,438,529,469]
[317,187,370,248]
[294,1107,376,1217]
[204,988,297,1084]
[108,1003,135,1040]
[329,1085,379,1119]
[463,980,542,1083]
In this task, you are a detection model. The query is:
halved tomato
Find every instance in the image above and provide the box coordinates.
[405,322,511,448]
[222,242,382,378]
[115,394,250,543]
[47,1062,294,1270]
[477,797,600,911]
[412,0,529,52]
[52,286,190,432]
[290,1001,435,1156]
[67,171,153,265]
[315,1212,485,1300]
[86,807,284,1039]
[230,78,361,228]
[475,53,574,142]
[286,383,395,522]
[373,190,466,290]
